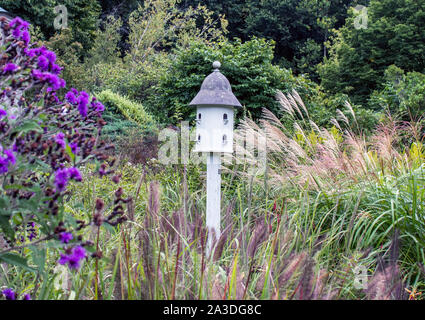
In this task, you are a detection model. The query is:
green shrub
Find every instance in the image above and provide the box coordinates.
[97,89,157,134]
[149,38,324,123]
[370,65,425,120]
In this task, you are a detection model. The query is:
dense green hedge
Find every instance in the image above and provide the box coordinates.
[148,38,329,124]
[96,89,157,140]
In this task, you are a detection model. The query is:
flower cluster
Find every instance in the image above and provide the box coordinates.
[58,245,87,270]
[1,288,31,300]
[54,167,82,192]
[0,16,125,295]
[59,231,73,244]
[0,145,16,174]
[65,88,104,117]
[9,17,30,44]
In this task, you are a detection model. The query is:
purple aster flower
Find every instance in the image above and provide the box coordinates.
[58,253,69,265]
[51,64,62,75]
[0,158,9,174]
[24,48,36,58]
[23,294,31,300]
[31,69,44,80]
[92,102,105,113]
[2,288,16,300]
[3,63,18,73]
[67,255,83,270]
[72,246,87,260]
[46,73,64,90]
[68,167,82,182]
[59,232,73,244]
[21,30,30,44]
[37,55,49,71]
[20,21,30,30]
[9,17,24,29]
[12,27,21,38]
[0,109,6,118]
[58,245,87,270]
[4,150,16,165]
[54,168,69,192]
[45,50,56,64]
[70,143,80,155]
[55,132,66,149]
[78,94,89,117]
[65,91,77,104]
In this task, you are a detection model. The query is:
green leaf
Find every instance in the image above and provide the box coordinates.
[0,253,36,272]
[0,215,14,240]
[11,120,43,135]
[65,144,76,162]
[29,245,46,274]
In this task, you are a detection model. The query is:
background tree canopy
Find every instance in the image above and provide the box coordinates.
[4,0,425,127]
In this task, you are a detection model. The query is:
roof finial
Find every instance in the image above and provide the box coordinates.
[212,61,221,71]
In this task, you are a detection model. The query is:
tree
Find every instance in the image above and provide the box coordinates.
[2,0,101,54]
[180,0,356,77]
[149,38,324,124]
[318,0,425,106]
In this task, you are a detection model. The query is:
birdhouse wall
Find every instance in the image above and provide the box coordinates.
[194,105,234,153]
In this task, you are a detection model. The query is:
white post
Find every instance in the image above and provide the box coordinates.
[206,152,221,254]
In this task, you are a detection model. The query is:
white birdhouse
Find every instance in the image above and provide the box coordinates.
[190,61,242,153]
[189,61,242,254]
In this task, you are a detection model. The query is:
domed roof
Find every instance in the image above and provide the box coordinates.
[189,61,242,108]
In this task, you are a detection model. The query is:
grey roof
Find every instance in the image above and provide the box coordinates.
[189,62,242,108]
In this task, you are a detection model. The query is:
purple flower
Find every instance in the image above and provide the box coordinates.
[68,167,82,182]
[12,27,21,38]
[67,255,83,270]
[0,149,16,175]
[3,63,18,73]
[0,158,9,174]
[9,17,24,29]
[59,232,73,244]
[21,30,30,44]
[70,143,80,155]
[24,48,37,58]
[78,93,89,117]
[23,294,31,300]
[72,246,87,259]
[2,288,16,300]
[65,91,77,104]
[45,50,56,64]
[55,132,66,149]
[58,246,87,270]
[58,253,69,265]
[0,109,6,118]
[46,73,63,90]
[54,168,69,192]
[92,101,105,113]
[37,55,49,71]
[54,167,82,192]
[4,150,16,165]
[31,70,65,90]
[51,64,62,75]
[28,232,36,241]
